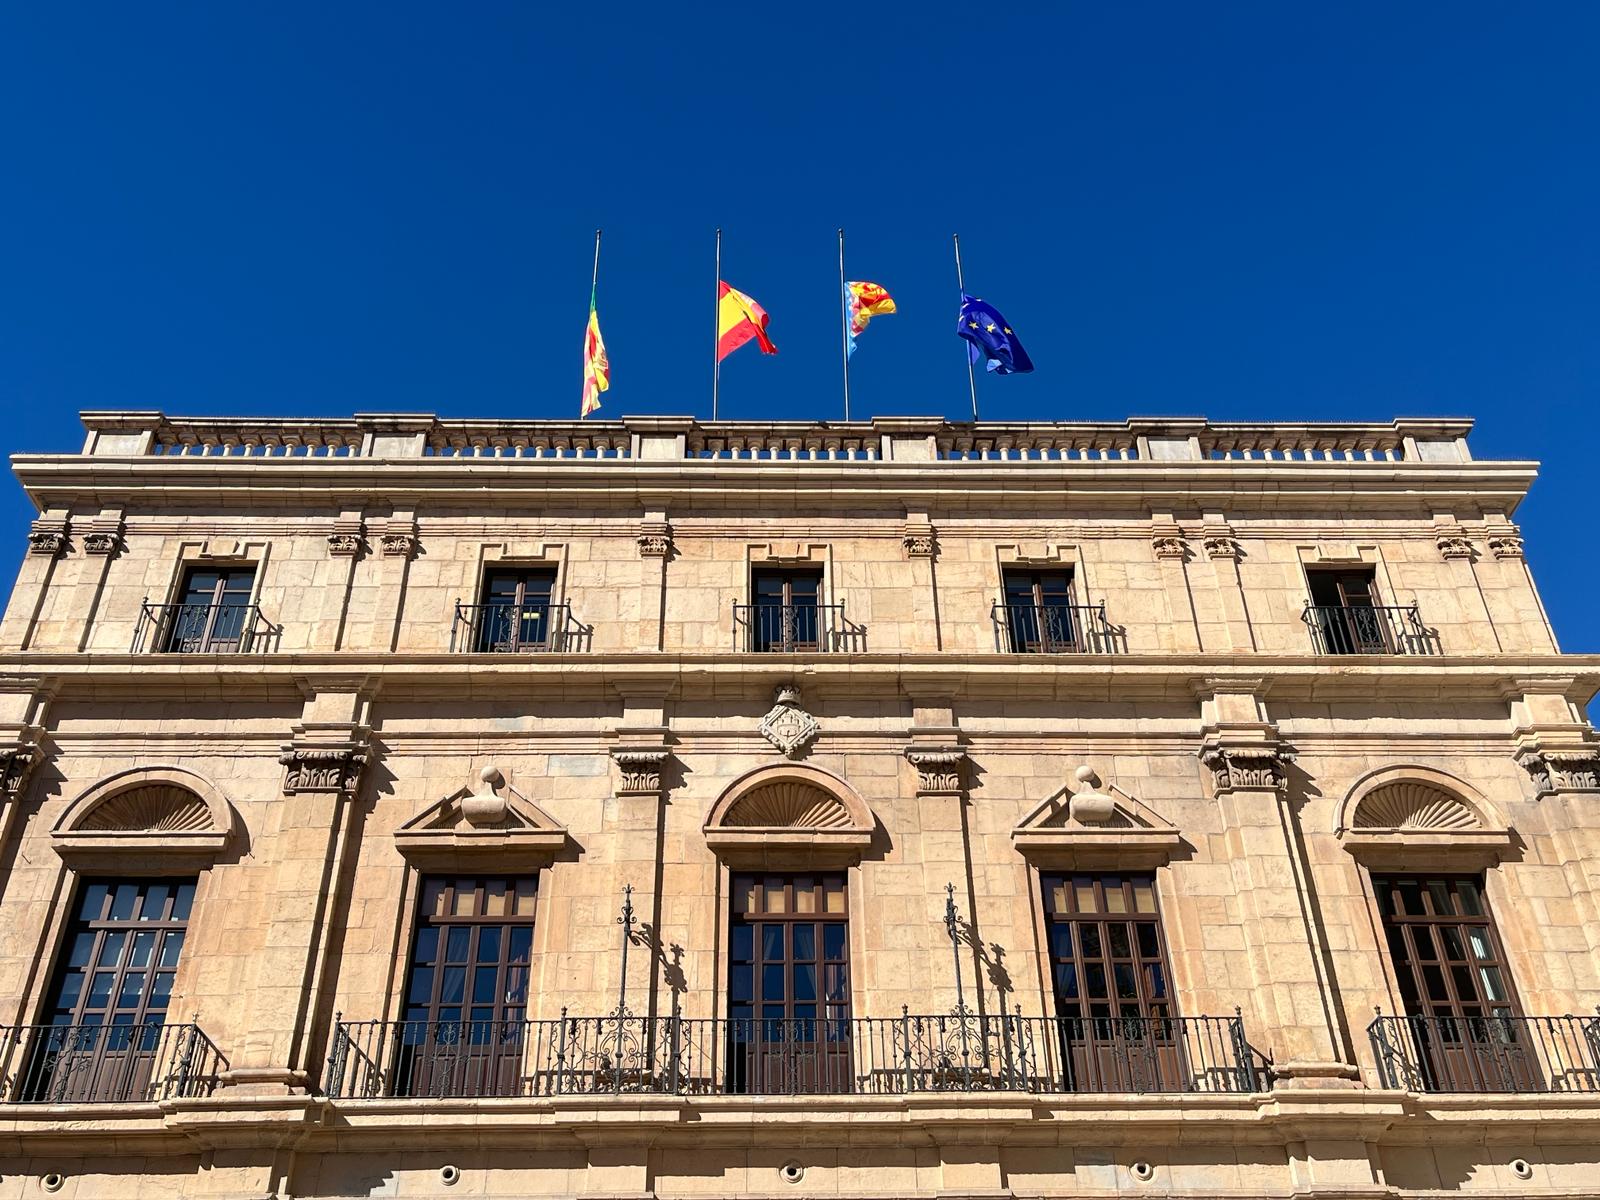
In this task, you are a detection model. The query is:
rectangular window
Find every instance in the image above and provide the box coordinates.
[27,878,196,1101]
[162,566,257,653]
[1305,567,1393,654]
[474,569,559,652]
[728,873,850,1092]
[1000,570,1079,653]
[1373,874,1538,1089]
[1040,872,1186,1090]
[395,875,538,1098]
[747,569,826,652]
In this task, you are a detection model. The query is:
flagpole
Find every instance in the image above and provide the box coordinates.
[838,228,851,422]
[590,228,602,306]
[953,233,979,421]
[713,227,722,421]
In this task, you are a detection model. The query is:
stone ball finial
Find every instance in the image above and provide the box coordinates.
[1068,764,1117,824]
[461,765,509,827]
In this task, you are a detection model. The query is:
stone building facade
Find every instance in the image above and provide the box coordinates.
[0,410,1595,1198]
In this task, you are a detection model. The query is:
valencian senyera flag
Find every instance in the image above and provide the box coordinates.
[580,302,609,418]
[845,281,896,357]
[957,293,1034,375]
[717,281,778,361]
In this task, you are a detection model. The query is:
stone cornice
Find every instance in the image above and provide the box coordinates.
[0,653,1596,706]
[9,455,1539,518]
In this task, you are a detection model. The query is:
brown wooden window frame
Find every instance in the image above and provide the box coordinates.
[43,878,197,1030]
[1039,872,1174,1021]
[1372,874,1523,1022]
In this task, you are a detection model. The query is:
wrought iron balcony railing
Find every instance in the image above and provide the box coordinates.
[326,1011,1257,1100]
[1301,603,1438,655]
[991,602,1119,654]
[450,602,588,653]
[0,1021,224,1104]
[1370,1013,1600,1093]
[733,603,854,653]
[131,601,276,654]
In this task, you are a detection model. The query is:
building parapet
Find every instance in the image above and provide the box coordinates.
[75,411,1475,465]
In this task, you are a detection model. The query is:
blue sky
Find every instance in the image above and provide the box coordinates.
[3,3,1598,649]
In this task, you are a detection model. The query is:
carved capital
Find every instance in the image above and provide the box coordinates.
[83,531,122,556]
[1151,535,1188,561]
[1199,741,1292,794]
[905,746,965,794]
[327,533,363,558]
[1203,536,1241,561]
[279,728,371,797]
[27,522,67,558]
[1517,748,1600,796]
[0,744,42,799]
[1488,529,1525,560]
[379,533,416,559]
[1434,526,1477,561]
[636,532,672,558]
[613,747,672,795]
[902,519,937,559]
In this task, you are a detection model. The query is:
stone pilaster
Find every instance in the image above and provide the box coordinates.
[0,512,69,650]
[1148,514,1201,652]
[608,684,676,1020]
[1198,515,1256,651]
[1512,684,1600,980]
[902,511,942,651]
[635,511,671,651]
[371,514,416,651]
[223,690,373,1095]
[1198,680,1354,1086]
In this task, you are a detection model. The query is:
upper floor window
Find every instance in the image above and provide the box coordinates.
[1303,567,1431,655]
[142,565,263,654]
[996,569,1097,653]
[740,568,836,652]
[458,569,563,653]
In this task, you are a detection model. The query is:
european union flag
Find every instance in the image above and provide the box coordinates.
[957,293,1034,375]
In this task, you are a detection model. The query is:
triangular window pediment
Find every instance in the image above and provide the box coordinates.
[1012,766,1181,868]
[395,767,568,870]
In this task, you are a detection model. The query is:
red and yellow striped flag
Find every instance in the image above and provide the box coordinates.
[580,302,608,418]
[716,280,778,361]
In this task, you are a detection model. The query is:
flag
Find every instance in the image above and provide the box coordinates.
[581,302,609,418]
[845,281,896,357]
[717,280,778,361]
[957,293,1034,375]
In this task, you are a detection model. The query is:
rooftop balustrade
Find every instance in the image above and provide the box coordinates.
[74,413,1475,465]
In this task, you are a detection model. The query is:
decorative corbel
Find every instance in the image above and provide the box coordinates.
[327,513,365,558]
[612,746,672,796]
[1201,520,1242,561]
[27,515,68,558]
[636,519,673,558]
[379,515,418,560]
[905,746,966,795]
[82,514,125,557]
[279,724,372,796]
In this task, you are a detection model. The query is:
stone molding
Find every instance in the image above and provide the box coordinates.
[394,766,568,869]
[52,765,235,868]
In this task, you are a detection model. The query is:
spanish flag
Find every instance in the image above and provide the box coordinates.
[717,280,778,362]
[580,302,608,418]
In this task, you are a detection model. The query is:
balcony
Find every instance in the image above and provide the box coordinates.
[326,1012,1258,1099]
[450,602,589,653]
[1301,604,1439,655]
[1370,1013,1600,1093]
[131,601,277,653]
[0,1021,224,1103]
[991,602,1120,654]
[733,603,858,653]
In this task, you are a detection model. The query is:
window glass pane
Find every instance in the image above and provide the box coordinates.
[731,964,753,1002]
[98,931,128,968]
[508,927,532,962]
[143,885,171,920]
[88,972,114,1007]
[1075,883,1097,913]
[413,927,439,964]
[79,884,109,921]
[1050,923,1073,959]
[1411,925,1437,961]
[1108,924,1131,958]
[793,963,817,1001]
[473,966,498,1004]
[1422,964,1448,1002]
[1428,881,1453,917]
[823,878,846,914]
[1080,925,1102,958]
[1105,887,1128,915]
[408,967,434,1003]
[440,967,466,1004]
[110,885,139,921]
[129,931,156,969]
[1146,962,1167,998]
[1440,926,1466,962]
[1054,962,1079,999]
[55,972,83,1009]
[158,931,184,969]
[794,884,816,914]
[1085,962,1108,998]
[793,925,815,961]
[171,883,196,922]
[762,926,783,961]
[762,964,785,998]
[1451,964,1477,1000]
[446,927,470,962]
[824,964,848,1002]
[1136,923,1159,959]
[731,924,753,961]
[478,927,502,965]
[117,972,146,1008]
[1048,882,1068,913]
[422,879,446,916]
[1468,928,1493,962]
[67,932,95,968]
[484,880,508,917]
[513,878,538,916]
[1133,882,1156,913]
[1113,963,1138,999]
[822,924,846,960]
[764,883,787,914]
[733,878,756,914]
[1456,880,1484,916]
[1479,965,1507,1003]
[1398,880,1426,916]
[452,884,476,916]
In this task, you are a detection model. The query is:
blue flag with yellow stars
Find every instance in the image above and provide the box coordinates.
[957,293,1034,374]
